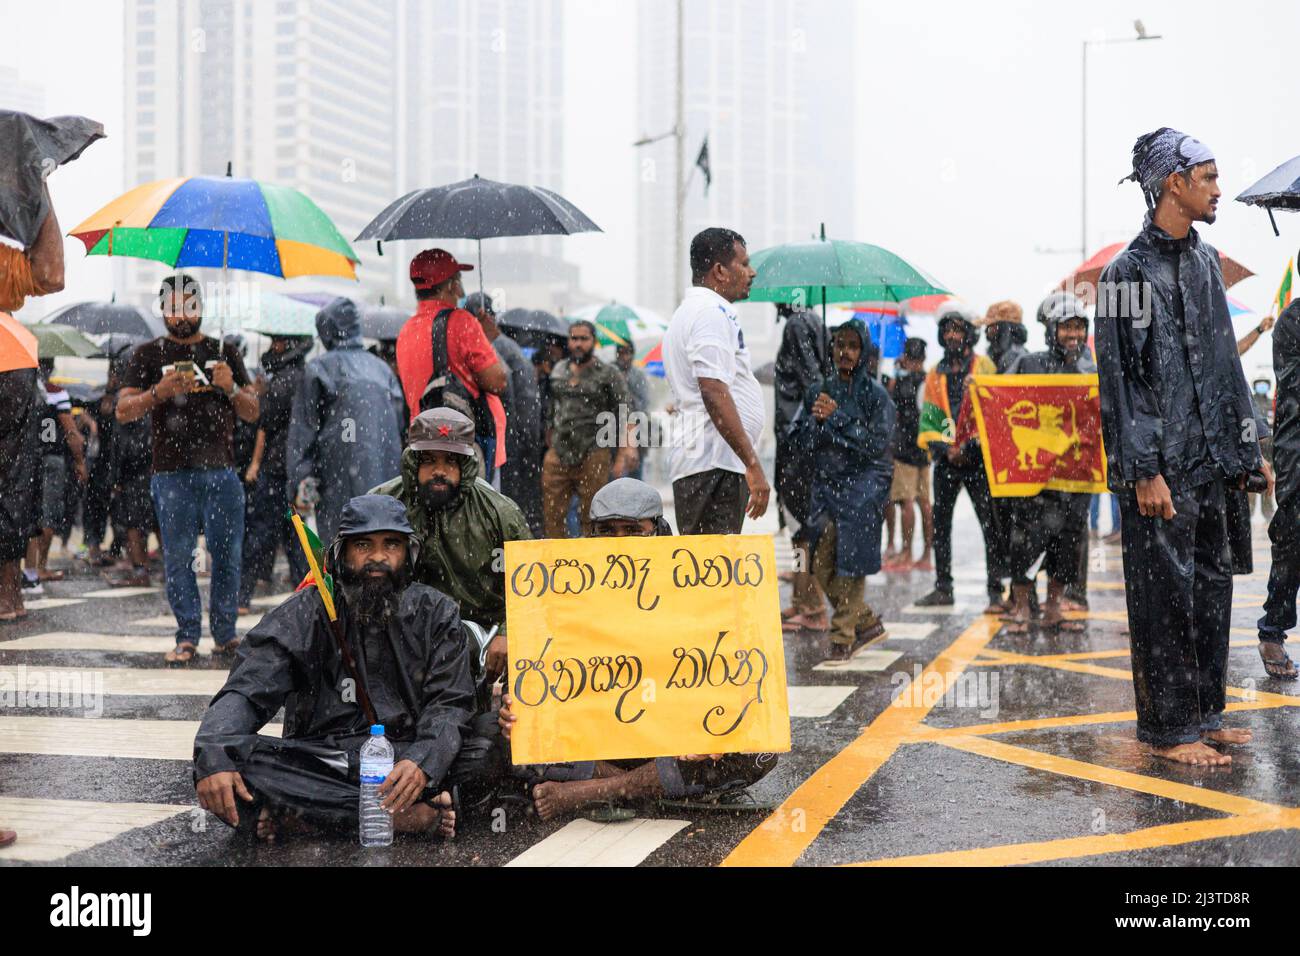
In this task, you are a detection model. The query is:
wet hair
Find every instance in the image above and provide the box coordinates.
[159,273,202,310]
[568,319,597,339]
[690,227,746,283]
[903,337,927,361]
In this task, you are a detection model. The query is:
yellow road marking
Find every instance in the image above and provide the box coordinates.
[938,734,1285,816]
[719,616,1001,867]
[911,699,1290,740]
[850,813,1297,867]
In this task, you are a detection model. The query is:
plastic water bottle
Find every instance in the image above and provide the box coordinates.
[359,724,394,847]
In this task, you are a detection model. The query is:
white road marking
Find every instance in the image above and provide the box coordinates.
[813,649,904,673]
[81,587,162,598]
[0,716,280,760]
[18,599,85,610]
[251,592,296,608]
[880,621,937,642]
[505,817,691,867]
[787,685,856,718]
[900,603,982,616]
[0,632,176,653]
[0,796,189,862]
[0,665,227,697]
[130,613,264,631]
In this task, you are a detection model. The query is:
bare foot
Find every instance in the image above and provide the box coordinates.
[256,807,277,843]
[1204,728,1252,745]
[532,780,609,821]
[1148,741,1232,766]
[394,791,455,837]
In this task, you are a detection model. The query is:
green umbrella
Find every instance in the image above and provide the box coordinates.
[591,303,638,347]
[219,289,320,337]
[26,323,104,359]
[745,227,950,313]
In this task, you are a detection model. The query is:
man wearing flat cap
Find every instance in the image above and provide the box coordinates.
[1095,127,1272,766]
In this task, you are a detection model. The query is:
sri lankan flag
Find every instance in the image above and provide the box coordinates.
[916,356,996,451]
[1276,258,1294,316]
[964,374,1107,497]
[289,510,337,621]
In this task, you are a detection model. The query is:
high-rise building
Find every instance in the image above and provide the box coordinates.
[396,0,578,311]
[120,0,399,314]
[634,0,856,341]
[0,65,47,117]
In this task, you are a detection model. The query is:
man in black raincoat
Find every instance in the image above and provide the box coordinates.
[497,478,777,820]
[239,333,313,608]
[371,407,532,687]
[287,297,406,546]
[1002,300,1096,633]
[1096,128,1272,765]
[194,494,484,840]
[915,306,1007,610]
[1257,298,1300,679]
[788,319,896,658]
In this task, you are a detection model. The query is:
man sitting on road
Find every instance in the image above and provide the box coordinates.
[371,407,532,686]
[497,478,777,820]
[194,495,484,841]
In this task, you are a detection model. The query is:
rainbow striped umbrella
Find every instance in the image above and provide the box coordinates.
[69,175,358,280]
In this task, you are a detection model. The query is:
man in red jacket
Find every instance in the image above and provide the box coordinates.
[395,249,508,478]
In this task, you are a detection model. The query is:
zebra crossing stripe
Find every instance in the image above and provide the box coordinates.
[0,716,281,760]
[0,665,228,698]
[0,632,176,653]
[0,796,190,862]
[505,817,691,867]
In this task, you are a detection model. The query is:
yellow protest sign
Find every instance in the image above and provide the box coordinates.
[504,534,791,765]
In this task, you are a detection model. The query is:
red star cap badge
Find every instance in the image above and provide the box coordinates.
[437,424,452,437]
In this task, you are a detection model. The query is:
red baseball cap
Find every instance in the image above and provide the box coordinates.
[409,248,473,290]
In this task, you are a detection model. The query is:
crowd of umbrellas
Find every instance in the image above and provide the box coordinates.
[8,144,1300,380]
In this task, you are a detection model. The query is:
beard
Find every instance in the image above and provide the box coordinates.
[166,318,201,339]
[339,561,409,625]
[419,477,460,512]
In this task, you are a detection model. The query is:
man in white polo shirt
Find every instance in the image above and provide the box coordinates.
[663,227,769,534]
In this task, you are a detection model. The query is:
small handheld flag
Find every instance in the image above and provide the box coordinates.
[1276,258,1294,316]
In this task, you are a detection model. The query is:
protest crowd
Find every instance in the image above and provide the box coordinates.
[3,113,1299,852]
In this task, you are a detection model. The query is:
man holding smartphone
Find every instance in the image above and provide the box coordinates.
[117,274,259,664]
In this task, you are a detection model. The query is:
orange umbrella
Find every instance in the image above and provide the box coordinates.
[1060,242,1254,303]
[0,312,39,372]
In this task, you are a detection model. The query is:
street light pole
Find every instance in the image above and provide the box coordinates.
[674,0,686,305]
[1081,22,1162,260]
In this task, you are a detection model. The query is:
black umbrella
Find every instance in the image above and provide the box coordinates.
[498,308,568,338]
[356,174,602,297]
[1236,156,1300,235]
[361,305,409,343]
[42,301,162,339]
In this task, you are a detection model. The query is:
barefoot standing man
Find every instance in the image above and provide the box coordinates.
[1096,128,1273,766]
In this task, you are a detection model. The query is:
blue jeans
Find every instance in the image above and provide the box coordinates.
[151,468,245,647]
[1090,493,1120,532]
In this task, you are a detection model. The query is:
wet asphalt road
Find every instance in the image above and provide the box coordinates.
[1,502,1297,867]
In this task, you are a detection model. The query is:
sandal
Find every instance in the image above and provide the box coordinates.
[1259,642,1299,681]
[211,638,243,659]
[165,642,198,665]
[585,802,637,823]
[658,790,778,813]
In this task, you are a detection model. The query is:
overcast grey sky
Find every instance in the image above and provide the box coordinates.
[4,0,1298,369]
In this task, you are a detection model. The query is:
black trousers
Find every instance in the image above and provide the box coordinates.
[932,458,1006,595]
[1259,496,1300,644]
[1006,492,1089,586]
[239,470,308,605]
[513,752,778,801]
[222,712,502,833]
[673,468,749,535]
[1118,479,1232,747]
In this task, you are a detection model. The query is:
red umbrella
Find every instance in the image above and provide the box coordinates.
[1060,242,1254,302]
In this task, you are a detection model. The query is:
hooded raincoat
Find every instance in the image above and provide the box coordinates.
[791,320,896,577]
[193,496,478,827]
[287,298,406,545]
[371,445,532,632]
[1259,300,1300,644]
